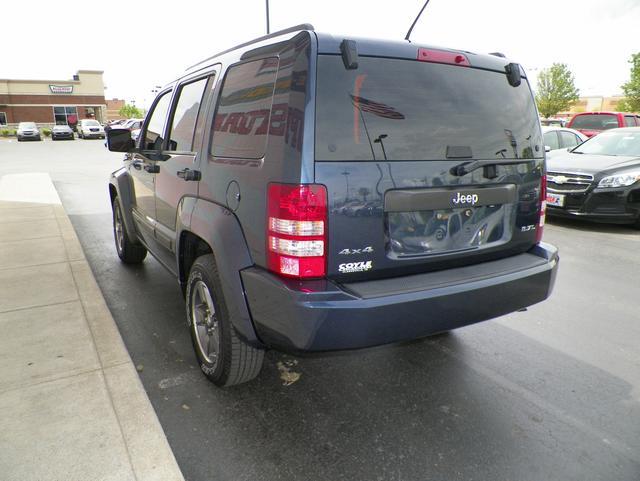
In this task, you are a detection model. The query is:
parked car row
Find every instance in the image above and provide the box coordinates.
[546,127,640,228]
[13,119,107,141]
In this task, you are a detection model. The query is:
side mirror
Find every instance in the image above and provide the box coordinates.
[107,128,134,152]
[544,145,551,153]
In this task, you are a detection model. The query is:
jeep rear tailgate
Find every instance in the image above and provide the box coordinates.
[314,54,545,281]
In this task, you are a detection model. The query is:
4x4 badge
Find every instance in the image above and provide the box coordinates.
[339,246,374,255]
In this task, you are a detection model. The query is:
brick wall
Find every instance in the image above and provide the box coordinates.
[0,93,105,105]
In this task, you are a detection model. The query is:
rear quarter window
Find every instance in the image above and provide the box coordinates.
[210,58,278,159]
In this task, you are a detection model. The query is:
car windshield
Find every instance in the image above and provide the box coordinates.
[315,55,542,161]
[573,130,640,156]
[570,114,618,130]
[19,122,36,129]
[83,120,100,126]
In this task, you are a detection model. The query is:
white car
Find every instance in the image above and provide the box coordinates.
[16,122,42,141]
[121,118,144,131]
[77,119,105,139]
[542,126,587,153]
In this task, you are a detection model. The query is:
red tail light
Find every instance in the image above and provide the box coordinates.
[267,184,327,278]
[417,48,470,67]
[536,175,547,243]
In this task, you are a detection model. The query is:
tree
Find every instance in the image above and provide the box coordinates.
[535,63,580,118]
[619,53,640,112]
[358,187,371,201]
[119,104,143,119]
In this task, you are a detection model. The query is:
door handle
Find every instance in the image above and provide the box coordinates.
[177,168,201,181]
[132,160,143,170]
[144,164,160,174]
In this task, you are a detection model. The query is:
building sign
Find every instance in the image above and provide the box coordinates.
[49,85,73,94]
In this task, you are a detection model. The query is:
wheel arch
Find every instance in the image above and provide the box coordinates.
[109,168,138,242]
[177,198,263,347]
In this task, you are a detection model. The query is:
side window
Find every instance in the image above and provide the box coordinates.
[559,130,579,148]
[624,116,636,127]
[168,77,208,152]
[211,58,278,159]
[543,131,559,150]
[143,91,172,151]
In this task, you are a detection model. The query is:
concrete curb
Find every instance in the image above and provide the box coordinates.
[0,173,185,481]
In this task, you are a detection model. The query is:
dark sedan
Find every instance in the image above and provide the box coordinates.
[546,127,640,227]
[51,125,75,141]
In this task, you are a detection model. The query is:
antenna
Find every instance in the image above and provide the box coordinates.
[404,0,431,42]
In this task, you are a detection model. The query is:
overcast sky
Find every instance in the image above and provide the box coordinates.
[3,0,639,108]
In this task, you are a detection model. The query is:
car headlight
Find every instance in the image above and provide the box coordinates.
[597,171,640,188]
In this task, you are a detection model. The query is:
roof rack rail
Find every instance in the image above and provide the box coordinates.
[185,23,315,71]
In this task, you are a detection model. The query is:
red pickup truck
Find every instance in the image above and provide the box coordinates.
[567,111,640,137]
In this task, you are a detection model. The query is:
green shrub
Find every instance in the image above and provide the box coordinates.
[42,128,51,138]
[1,129,9,137]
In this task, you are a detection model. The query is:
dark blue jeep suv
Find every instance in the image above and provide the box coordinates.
[107,24,558,386]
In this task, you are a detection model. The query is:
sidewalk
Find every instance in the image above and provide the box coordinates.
[0,173,184,481]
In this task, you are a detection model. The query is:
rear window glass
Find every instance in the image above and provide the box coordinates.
[315,55,542,161]
[570,114,619,130]
[211,58,278,159]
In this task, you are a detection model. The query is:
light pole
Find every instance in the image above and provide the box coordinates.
[374,134,388,161]
[266,0,270,34]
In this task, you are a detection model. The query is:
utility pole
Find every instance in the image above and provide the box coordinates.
[266,0,270,34]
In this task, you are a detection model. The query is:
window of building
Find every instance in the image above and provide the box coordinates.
[143,91,172,151]
[211,59,278,159]
[53,106,78,125]
[0,112,6,125]
[168,77,209,152]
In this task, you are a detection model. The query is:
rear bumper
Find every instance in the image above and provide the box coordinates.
[241,243,559,352]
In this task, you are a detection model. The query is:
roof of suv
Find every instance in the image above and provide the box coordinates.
[182,24,523,82]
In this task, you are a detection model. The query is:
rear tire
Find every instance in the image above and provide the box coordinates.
[186,254,264,386]
[112,197,147,264]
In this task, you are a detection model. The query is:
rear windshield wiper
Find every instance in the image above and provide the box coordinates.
[450,159,533,177]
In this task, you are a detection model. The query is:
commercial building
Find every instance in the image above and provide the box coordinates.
[556,95,631,119]
[106,98,126,121]
[0,70,106,128]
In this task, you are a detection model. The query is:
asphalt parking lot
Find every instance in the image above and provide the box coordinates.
[1,138,639,481]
